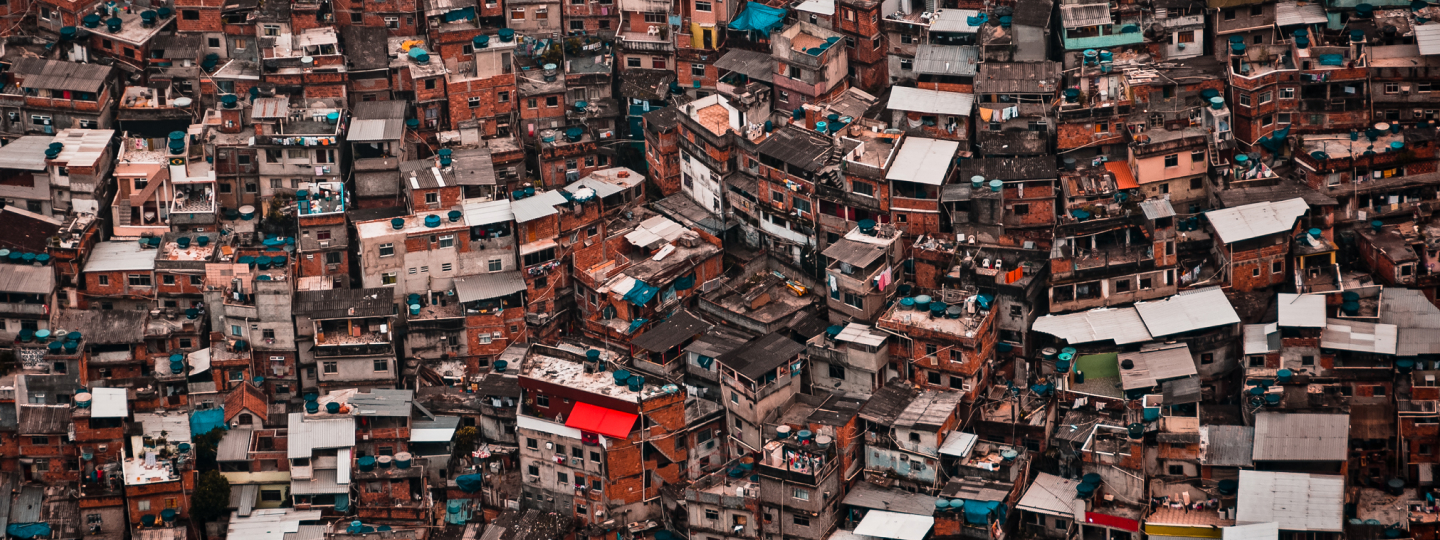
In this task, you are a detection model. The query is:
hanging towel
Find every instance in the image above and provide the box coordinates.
[1001,107,1012,121]
[978,107,994,121]
[828,274,837,292]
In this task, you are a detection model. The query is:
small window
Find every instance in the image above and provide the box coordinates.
[379,243,394,257]
[1164,154,1179,167]
[1302,355,1315,366]
[182,9,199,19]
[468,97,481,108]
[792,488,809,501]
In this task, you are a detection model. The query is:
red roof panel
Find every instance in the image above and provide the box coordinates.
[565,402,638,439]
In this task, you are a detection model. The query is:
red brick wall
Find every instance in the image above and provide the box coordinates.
[446,75,517,131]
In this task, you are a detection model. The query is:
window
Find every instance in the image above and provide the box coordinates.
[843,292,863,309]
[1259,91,1273,104]
[1252,267,1261,277]
[1301,355,1315,366]
[1386,83,1401,94]
[1169,465,1186,475]
[853,181,874,197]
[527,98,538,109]
[590,451,601,462]
[1272,261,1283,273]
[1200,353,1214,365]
[229,370,244,382]
[792,488,809,501]
[31,115,50,126]
[182,9,199,19]
[208,37,221,47]
[441,263,453,272]
[695,0,712,9]
[468,97,481,108]
[511,8,524,19]
[98,275,109,286]
[1223,8,1235,19]
[1250,4,1262,15]
[129,274,152,286]
[535,395,550,407]
[439,235,455,248]
[498,91,509,103]
[556,472,568,484]
[705,509,720,520]
[1239,93,1251,107]
[1164,154,1178,167]
[382,272,397,285]
[546,96,558,107]
[899,58,912,71]
[1281,87,1295,99]
[793,516,811,527]
[323,361,338,374]
[488,259,503,272]
[627,57,641,68]
[379,243,394,257]
[828,363,845,380]
[425,79,436,90]
[1261,115,1273,127]
[351,12,363,22]
[526,438,538,449]
[1278,113,1292,124]
[30,436,48,445]
[691,63,706,77]
[137,501,150,511]
[771,191,785,203]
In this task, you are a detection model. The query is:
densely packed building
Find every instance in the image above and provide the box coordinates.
[4,0,1440,540]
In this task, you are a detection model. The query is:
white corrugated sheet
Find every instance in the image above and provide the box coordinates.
[84,241,158,273]
[1017,472,1082,516]
[937,431,979,457]
[336,448,351,486]
[287,412,357,459]
[463,198,514,226]
[1032,307,1153,345]
[1277,293,1326,328]
[1418,24,1440,56]
[226,509,325,540]
[1224,522,1280,540]
[1320,319,1398,354]
[836,323,887,347]
[510,190,569,223]
[90,388,129,418]
[1135,287,1241,337]
[887,138,960,186]
[853,510,935,540]
[1275,1,1326,26]
[887,86,974,116]
[1252,413,1348,462]
[1235,470,1343,532]
[412,427,458,442]
[1206,198,1309,244]
[1118,342,1197,390]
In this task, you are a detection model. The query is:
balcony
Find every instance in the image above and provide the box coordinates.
[1072,244,1153,271]
[619,29,675,54]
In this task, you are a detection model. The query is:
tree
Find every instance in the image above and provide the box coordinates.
[452,426,479,460]
[191,427,227,473]
[191,470,231,526]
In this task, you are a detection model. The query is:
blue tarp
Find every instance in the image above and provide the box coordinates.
[728,2,786,33]
[625,281,660,305]
[963,500,990,524]
[1318,54,1345,65]
[443,7,475,21]
[334,494,350,512]
[674,275,696,290]
[190,407,227,436]
[456,474,485,493]
[628,318,650,334]
[7,524,52,539]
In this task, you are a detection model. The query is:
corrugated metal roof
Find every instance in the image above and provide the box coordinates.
[228,509,326,540]
[1136,287,1241,337]
[287,412,357,459]
[914,44,980,76]
[0,264,54,295]
[13,58,112,93]
[1277,294,1326,328]
[854,510,933,540]
[11,486,42,523]
[348,389,414,416]
[975,62,1061,94]
[251,97,290,119]
[1118,342,1196,390]
[293,287,394,319]
[412,416,460,442]
[715,49,774,83]
[451,148,496,186]
[454,271,527,303]
[1274,1,1326,26]
[716,332,804,380]
[511,190,568,223]
[823,238,888,267]
[1201,425,1254,467]
[90,387,129,418]
[1139,198,1175,220]
[836,323,886,347]
[1032,307,1153,345]
[1225,522,1279,540]
[1206,197,1309,244]
[929,9,983,32]
[290,469,348,494]
[1252,413,1348,462]
[887,138,959,186]
[630,311,711,352]
[0,136,55,171]
[1162,377,1202,404]
[1381,288,1440,356]
[463,199,514,226]
[895,390,962,429]
[1060,3,1112,28]
[565,177,626,200]
[218,429,252,462]
[843,482,939,515]
[1320,319,1398,354]
[348,118,404,142]
[1235,470,1343,532]
[1017,472,1081,516]
[887,86,974,116]
[84,241,157,273]
[937,431,979,457]
[1417,23,1440,56]
[283,525,327,540]
[231,484,258,517]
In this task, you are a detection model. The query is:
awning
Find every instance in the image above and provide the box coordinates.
[1105,161,1138,189]
[853,511,934,540]
[564,402,639,439]
[454,272,527,303]
[1086,512,1142,532]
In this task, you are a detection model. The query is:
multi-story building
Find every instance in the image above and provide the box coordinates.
[294,287,399,391]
